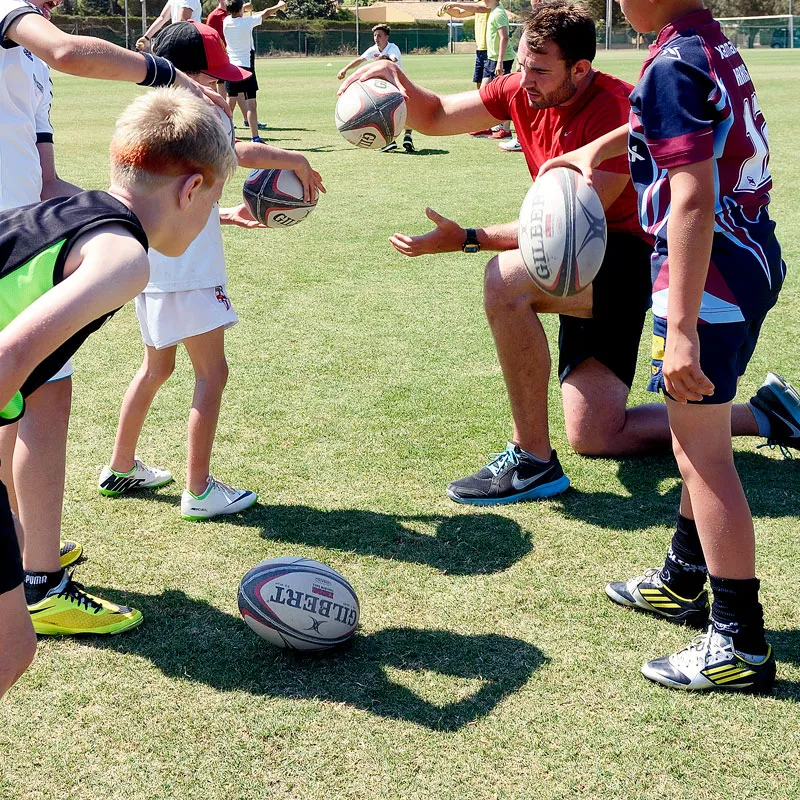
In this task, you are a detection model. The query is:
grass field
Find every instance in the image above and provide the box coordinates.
[1,50,799,800]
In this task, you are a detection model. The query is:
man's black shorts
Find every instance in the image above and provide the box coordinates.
[484,59,515,80]
[473,50,488,83]
[0,480,22,595]
[558,231,653,389]
[226,55,258,99]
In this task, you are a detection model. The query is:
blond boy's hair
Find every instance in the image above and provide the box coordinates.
[110,88,238,189]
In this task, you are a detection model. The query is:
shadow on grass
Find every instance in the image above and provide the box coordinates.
[112,495,534,575]
[554,450,800,531]
[83,589,546,731]
[769,629,800,701]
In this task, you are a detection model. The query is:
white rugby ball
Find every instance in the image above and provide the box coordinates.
[242,168,316,228]
[335,78,407,149]
[238,557,359,651]
[518,167,607,297]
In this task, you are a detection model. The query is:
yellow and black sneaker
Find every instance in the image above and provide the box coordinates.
[605,567,709,628]
[642,627,776,693]
[28,573,143,636]
[59,540,82,569]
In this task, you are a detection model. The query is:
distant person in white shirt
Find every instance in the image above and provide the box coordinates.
[136,0,202,51]
[337,24,415,153]
[223,0,285,142]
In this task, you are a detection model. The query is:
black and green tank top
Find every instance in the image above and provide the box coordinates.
[0,190,148,424]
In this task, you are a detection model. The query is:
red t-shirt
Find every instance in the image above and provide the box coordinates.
[206,7,227,46]
[480,71,646,239]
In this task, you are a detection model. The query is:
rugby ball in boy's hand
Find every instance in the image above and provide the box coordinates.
[335,78,407,149]
[242,168,316,228]
[518,167,607,297]
[238,557,360,651]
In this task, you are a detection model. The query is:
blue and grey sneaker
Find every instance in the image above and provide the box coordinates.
[446,443,570,506]
[749,372,800,456]
[642,627,776,694]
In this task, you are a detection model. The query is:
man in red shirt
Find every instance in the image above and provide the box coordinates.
[340,1,764,504]
[206,0,227,45]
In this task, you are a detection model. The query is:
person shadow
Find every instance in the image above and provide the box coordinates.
[81,588,547,731]
[768,629,800,701]
[553,449,800,531]
[110,496,534,576]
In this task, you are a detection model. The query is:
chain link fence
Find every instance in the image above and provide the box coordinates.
[252,27,451,56]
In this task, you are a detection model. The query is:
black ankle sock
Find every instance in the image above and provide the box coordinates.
[709,575,768,656]
[23,568,65,605]
[659,514,707,599]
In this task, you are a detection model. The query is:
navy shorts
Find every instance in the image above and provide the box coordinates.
[0,480,22,595]
[473,50,488,83]
[647,313,766,404]
[558,232,653,389]
[484,59,514,80]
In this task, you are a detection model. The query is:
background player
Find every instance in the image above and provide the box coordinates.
[0,87,237,696]
[338,24,415,153]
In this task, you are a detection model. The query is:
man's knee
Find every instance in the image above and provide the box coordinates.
[483,255,528,316]
[565,413,621,456]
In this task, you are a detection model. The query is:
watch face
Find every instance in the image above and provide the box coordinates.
[463,243,480,253]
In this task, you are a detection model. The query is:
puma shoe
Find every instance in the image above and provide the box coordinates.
[59,540,82,568]
[98,460,173,497]
[181,475,257,520]
[446,443,570,506]
[28,573,142,636]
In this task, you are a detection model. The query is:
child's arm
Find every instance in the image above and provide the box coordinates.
[662,159,717,403]
[338,58,366,81]
[537,123,628,185]
[0,226,148,412]
[234,141,325,204]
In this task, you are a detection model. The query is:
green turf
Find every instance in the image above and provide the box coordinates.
[1,50,798,800]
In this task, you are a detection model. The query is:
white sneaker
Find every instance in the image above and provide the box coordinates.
[499,136,522,152]
[181,475,257,520]
[99,460,173,496]
[490,124,504,133]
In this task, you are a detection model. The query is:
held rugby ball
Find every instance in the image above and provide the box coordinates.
[335,78,408,150]
[518,167,607,297]
[238,557,360,651]
[242,168,316,228]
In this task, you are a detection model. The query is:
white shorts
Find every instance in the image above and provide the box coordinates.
[46,359,73,383]
[135,286,239,350]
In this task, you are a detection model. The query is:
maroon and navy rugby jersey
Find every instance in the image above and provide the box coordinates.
[628,8,784,323]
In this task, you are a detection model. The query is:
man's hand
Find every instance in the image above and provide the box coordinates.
[293,159,326,205]
[662,327,715,403]
[135,36,150,52]
[389,208,466,257]
[338,60,405,96]
[219,203,267,229]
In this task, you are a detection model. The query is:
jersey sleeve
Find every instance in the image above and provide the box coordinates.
[360,44,378,60]
[250,15,262,28]
[34,67,53,142]
[634,45,717,169]
[0,0,39,49]
[478,72,516,122]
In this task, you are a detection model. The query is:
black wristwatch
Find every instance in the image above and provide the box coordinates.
[462,228,480,253]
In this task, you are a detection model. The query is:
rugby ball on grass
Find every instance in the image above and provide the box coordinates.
[335,78,407,149]
[518,167,607,297]
[242,168,316,228]
[238,557,359,651]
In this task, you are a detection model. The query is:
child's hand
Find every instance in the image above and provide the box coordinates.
[663,327,715,403]
[337,68,346,80]
[539,144,596,186]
